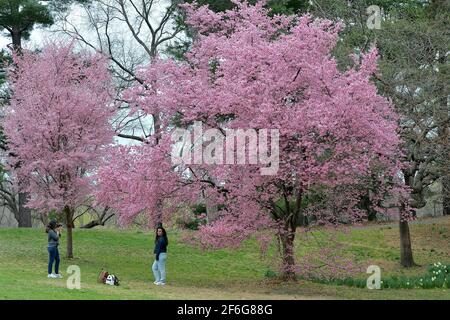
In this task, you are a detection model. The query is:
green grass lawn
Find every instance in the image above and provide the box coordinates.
[0,216,449,300]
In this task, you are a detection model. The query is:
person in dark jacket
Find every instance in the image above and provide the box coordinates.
[46,220,63,279]
[152,226,168,285]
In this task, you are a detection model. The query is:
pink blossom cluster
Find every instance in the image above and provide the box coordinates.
[98,0,409,250]
[4,44,115,212]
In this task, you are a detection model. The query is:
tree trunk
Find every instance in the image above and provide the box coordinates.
[443,177,450,215]
[17,192,32,228]
[39,212,49,227]
[64,207,74,259]
[11,29,22,50]
[400,171,417,267]
[66,224,73,259]
[155,199,163,228]
[276,189,302,281]
[399,219,416,267]
[279,230,297,281]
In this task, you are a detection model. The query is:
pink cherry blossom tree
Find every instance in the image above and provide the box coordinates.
[4,43,115,258]
[97,1,408,279]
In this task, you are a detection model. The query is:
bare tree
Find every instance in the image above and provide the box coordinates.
[0,172,18,223]
[53,0,185,142]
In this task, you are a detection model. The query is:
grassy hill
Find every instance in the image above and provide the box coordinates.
[0,216,449,299]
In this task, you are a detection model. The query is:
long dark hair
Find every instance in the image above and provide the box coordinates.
[45,220,57,233]
[155,227,168,245]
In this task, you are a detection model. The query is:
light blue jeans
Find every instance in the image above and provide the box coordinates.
[152,253,167,283]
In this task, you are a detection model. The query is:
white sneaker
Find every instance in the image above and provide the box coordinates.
[48,274,57,278]
[157,282,166,286]
[55,274,63,278]
[153,281,160,285]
